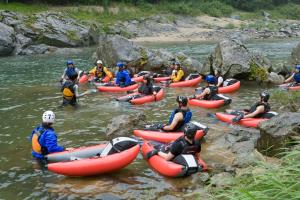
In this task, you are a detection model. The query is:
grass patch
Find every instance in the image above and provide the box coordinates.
[0,2,47,14]
[249,62,268,82]
[272,90,300,112]
[210,144,300,200]
[224,23,235,29]
[66,30,80,41]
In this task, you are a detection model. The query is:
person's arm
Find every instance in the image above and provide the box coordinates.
[125,73,131,85]
[157,151,174,161]
[244,105,265,118]
[115,72,120,85]
[89,67,96,76]
[284,73,295,83]
[173,70,184,82]
[162,112,183,131]
[44,132,65,153]
[217,77,223,87]
[104,67,113,79]
[195,88,210,99]
[61,68,67,80]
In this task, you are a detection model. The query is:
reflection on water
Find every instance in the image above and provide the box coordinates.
[0,39,298,199]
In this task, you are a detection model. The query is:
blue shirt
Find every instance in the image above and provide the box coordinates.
[116,70,132,86]
[29,126,65,159]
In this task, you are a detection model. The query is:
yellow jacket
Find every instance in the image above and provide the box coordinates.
[171,69,184,82]
[89,66,113,79]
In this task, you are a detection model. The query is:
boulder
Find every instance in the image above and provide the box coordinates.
[105,113,146,139]
[232,149,266,168]
[203,39,271,80]
[18,44,50,55]
[15,34,32,55]
[257,112,300,156]
[210,172,234,188]
[94,35,202,73]
[267,72,285,84]
[0,22,15,56]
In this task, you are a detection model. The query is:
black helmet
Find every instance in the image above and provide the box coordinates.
[183,123,197,139]
[260,91,270,102]
[68,72,78,81]
[176,96,188,106]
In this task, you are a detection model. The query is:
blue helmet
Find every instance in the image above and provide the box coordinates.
[205,75,216,84]
[67,60,73,66]
[295,65,300,70]
[116,62,124,68]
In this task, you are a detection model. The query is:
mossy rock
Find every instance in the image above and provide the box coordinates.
[249,62,268,82]
[66,30,80,42]
[139,48,148,66]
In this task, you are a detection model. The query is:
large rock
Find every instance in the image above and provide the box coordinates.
[290,42,300,66]
[267,72,285,84]
[203,39,271,80]
[18,44,50,55]
[257,113,300,156]
[0,22,15,56]
[210,172,234,188]
[232,149,265,168]
[94,35,202,73]
[105,113,146,139]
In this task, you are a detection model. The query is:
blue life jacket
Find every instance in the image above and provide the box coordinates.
[168,108,192,131]
[29,126,65,159]
[294,72,300,83]
[66,67,76,78]
[116,70,132,86]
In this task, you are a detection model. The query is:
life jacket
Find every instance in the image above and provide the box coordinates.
[61,81,76,101]
[138,83,153,95]
[203,85,218,100]
[168,108,192,131]
[164,136,200,156]
[294,72,300,83]
[249,101,270,118]
[32,128,48,155]
[65,67,76,78]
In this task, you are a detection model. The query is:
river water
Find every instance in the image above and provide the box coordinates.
[0,39,298,199]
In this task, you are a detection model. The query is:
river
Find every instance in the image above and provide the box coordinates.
[0,39,298,199]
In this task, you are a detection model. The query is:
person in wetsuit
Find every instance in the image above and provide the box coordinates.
[89,60,113,83]
[146,123,201,160]
[115,62,133,87]
[60,60,81,84]
[191,75,219,100]
[228,91,271,122]
[145,96,192,132]
[284,64,300,86]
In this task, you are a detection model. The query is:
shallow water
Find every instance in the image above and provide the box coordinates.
[0,39,298,199]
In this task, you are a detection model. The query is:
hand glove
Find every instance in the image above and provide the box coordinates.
[232,113,244,123]
[146,149,158,159]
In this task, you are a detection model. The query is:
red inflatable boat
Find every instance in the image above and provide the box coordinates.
[132,76,144,83]
[279,83,300,91]
[142,141,207,177]
[118,88,164,105]
[218,81,240,93]
[133,129,205,143]
[47,144,140,176]
[154,77,170,82]
[169,77,202,87]
[98,84,139,92]
[215,112,268,128]
[188,99,225,109]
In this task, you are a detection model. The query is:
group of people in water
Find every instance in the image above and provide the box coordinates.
[30,59,300,166]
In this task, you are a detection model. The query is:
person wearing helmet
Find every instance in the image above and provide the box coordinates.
[191,75,218,100]
[215,69,224,87]
[89,60,113,83]
[229,91,271,122]
[163,59,176,76]
[60,60,81,83]
[118,74,157,102]
[115,62,133,87]
[146,96,192,132]
[61,71,89,106]
[284,64,300,86]
[170,62,185,83]
[29,111,72,160]
[146,123,201,160]
[123,61,134,78]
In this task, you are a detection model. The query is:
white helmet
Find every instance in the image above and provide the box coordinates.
[96,60,103,64]
[42,111,55,123]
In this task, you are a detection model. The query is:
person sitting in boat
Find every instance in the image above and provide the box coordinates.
[170,62,185,83]
[29,111,72,160]
[191,75,218,100]
[284,64,300,86]
[215,69,224,87]
[118,75,157,102]
[60,60,81,84]
[123,61,134,78]
[61,72,89,106]
[146,96,192,132]
[146,123,201,160]
[115,62,134,87]
[228,91,271,122]
[89,60,113,83]
[162,59,176,76]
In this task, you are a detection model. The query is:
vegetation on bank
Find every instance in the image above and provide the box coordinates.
[209,144,300,200]
[272,90,300,112]
[1,0,300,25]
